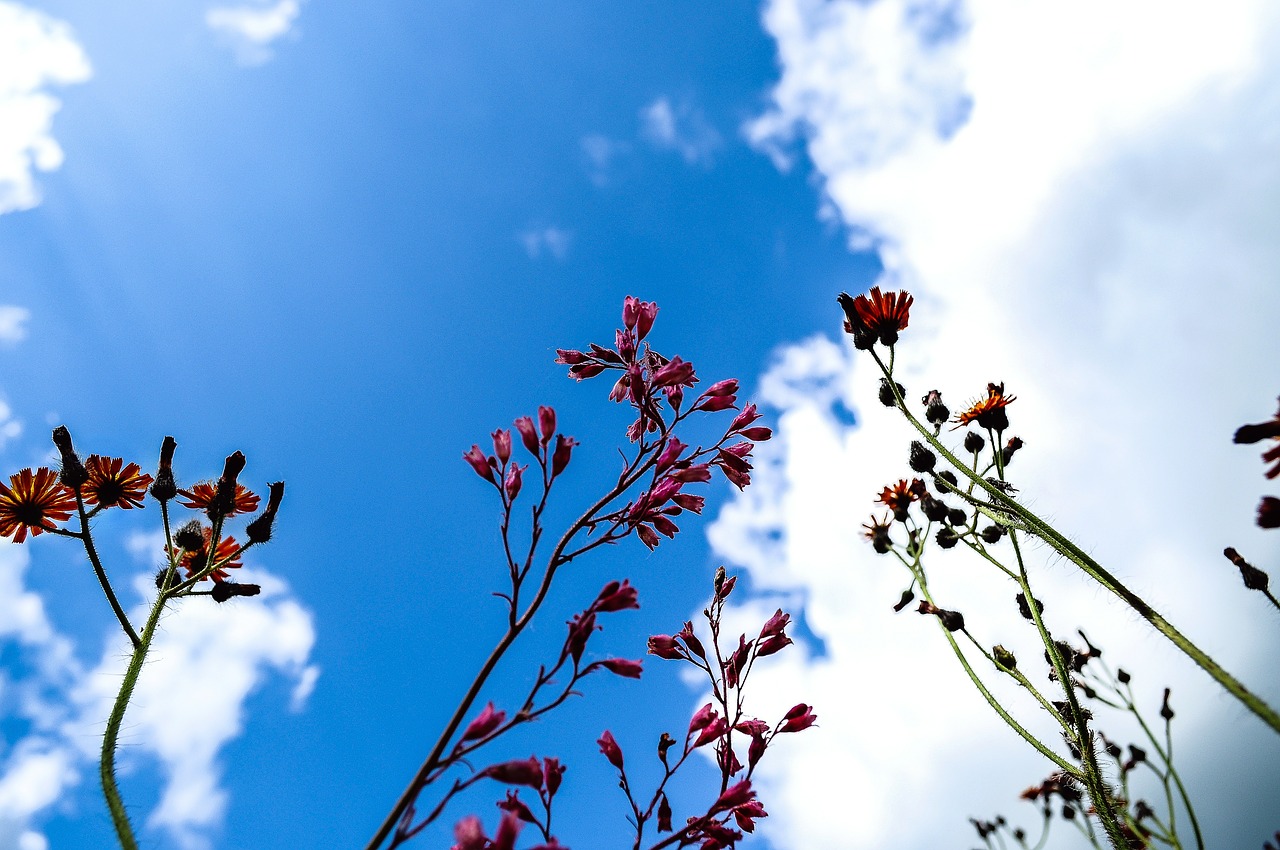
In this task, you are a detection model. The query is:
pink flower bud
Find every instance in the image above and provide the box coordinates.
[497,789,537,823]
[710,780,755,814]
[494,811,522,850]
[622,295,641,330]
[463,446,496,483]
[647,634,684,659]
[461,701,506,742]
[597,730,624,770]
[688,702,717,734]
[655,437,687,474]
[678,621,705,658]
[716,574,737,598]
[649,476,682,505]
[609,374,630,403]
[729,403,761,432]
[616,327,636,361]
[636,300,658,340]
[734,801,768,833]
[504,464,525,501]
[693,716,728,748]
[543,757,564,797]
[566,611,596,664]
[636,524,660,550]
[778,703,817,733]
[703,378,739,397]
[756,633,793,657]
[671,464,712,483]
[671,493,704,514]
[514,416,539,455]
[481,757,544,788]
[760,609,790,638]
[748,733,767,769]
[599,658,643,678]
[492,429,511,464]
[738,426,773,441]
[735,719,769,736]
[538,405,556,445]
[652,515,679,538]
[652,356,695,389]
[453,815,486,850]
[594,578,639,612]
[554,348,588,365]
[694,393,738,412]
[569,362,606,380]
[551,434,578,477]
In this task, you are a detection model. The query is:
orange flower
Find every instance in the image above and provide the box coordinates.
[177,482,260,517]
[877,478,923,521]
[169,527,243,582]
[83,455,153,510]
[839,287,914,347]
[953,382,1017,432]
[0,468,77,542]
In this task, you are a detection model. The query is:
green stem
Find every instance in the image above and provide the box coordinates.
[76,494,141,649]
[869,349,1280,736]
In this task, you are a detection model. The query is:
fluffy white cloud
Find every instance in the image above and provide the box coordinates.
[0,2,91,215]
[0,306,31,347]
[712,0,1280,846]
[519,226,573,261]
[206,0,302,66]
[640,96,721,166]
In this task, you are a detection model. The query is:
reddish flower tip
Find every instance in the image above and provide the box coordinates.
[0,468,76,542]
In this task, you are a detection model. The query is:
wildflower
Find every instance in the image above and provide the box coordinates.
[245,481,285,544]
[543,757,564,796]
[1259,496,1280,529]
[83,456,153,510]
[51,426,88,489]
[150,436,178,502]
[1224,547,1269,592]
[908,441,936,473]
[777,704,817,733]
[954,382,1017,432]
[481,757,544,789]
[622,295,658,340]
[597,730,624,769]
[178,481,260,517]
[1001,436,1024,466]
[647,634,684,659]
[964,431,985,453]
[877,479,922,522]
[918,601,965,632]
[878,377,905,407]
[0,468,77,542]
[922,390,949,427]
[657,793,672,832]
[171,527,243,581]
[838,287,913,346]
[862,513,893,554]
[551,434,577,477]
[461,702,506,743]
[594,658,643,678]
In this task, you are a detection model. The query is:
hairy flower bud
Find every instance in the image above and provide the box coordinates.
[909,441,936,473]
[922,390,950,427]
[963,431,985,454]
[211,581,261,603]
[51,426,87,489]
[879,378,905,408]
[245,481,284,544]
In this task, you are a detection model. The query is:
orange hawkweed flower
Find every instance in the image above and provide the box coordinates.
[83,455,153,510]
[839,287,914,348]
[169,527,243,581]
[0,467,77,542]
[953,382,1017,432]
[177,482,260,517]
[877,479,924,521]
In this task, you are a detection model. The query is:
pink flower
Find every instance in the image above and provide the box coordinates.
[688,702,717,735]
[710,780,756,814]
[693,716,728,748]
[597,730,624,770]
[551,434,578,477]
[463,446,496,484]
[461,702,506,743]
[734,801,768,833]
[778,703,817,733]
[729,404,761,432]
[622,296,658,340]
[481,757,544,789]
[494,811,522,850]
[651,356,695,389]
[566,611,597,664]
[748,733,767,769]
[671,464,712,483]
[538,406,556,445]
[655,437,687,473]
[760,609,789,638]
[497,790,537,823]
[738,426,773,441]
[491,429,511,464]
[678,621,705,658]
[452,815,486,850]
[514,416,539,455]
[636,524,660,549]
[597,658,643,678]
[504,464,525,501]
[756,633,793,657]
[647,634,684,660]
[672,493,705,513]
[543,757,565,797]
[593,579,639,612]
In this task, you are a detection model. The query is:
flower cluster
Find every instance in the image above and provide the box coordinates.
[1225,398,1280,606]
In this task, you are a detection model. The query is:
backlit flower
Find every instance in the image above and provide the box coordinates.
[877,479,922,522]
[838,287,913,346]
[953,382,1017,432]
[177,481,260,517]
[83,455,153,510]
[0,468,76,542]
[170,527,243,581]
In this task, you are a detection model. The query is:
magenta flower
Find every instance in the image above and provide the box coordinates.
[651,356,695,389]
[729,403,761,432]
[504,464,525,501]
[597,658,643,678]
[710,780,756,814]
[461,702,506,743]
[513,416,538,455]
[647,634,684,659]
[622,295,658,340]
[551,434,578,477]
[463,446,496,483]
[538,405,556,444]
[491,429,512,464]
[452,815,486,850]
[497,790,537,823]
[778,703,817,733]
[566,611,597,664]
[480,757,544,789]
[672,493,705,513]
[597,730,624,769]
[543,757,565,797]
[493,811,522,850]
[593,579,639,612]
[688,702,717,735]
[693,716,728,748]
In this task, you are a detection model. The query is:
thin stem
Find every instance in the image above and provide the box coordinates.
[75,493,141,649]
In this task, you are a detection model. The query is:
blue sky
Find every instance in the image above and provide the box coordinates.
[2,1,1280,849]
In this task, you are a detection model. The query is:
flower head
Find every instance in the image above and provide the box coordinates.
[877,479,922,522]
[83,456,153,510]
[170,527,243,581]
[839,287,913,347]
[0,468,76,542]
[953,382,1017,432]
[178,482,260,517]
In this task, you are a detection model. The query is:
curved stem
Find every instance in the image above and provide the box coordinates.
[76,494,141,649]
[869,350,1280,736]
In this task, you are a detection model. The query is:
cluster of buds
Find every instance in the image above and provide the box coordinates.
[464,405,577,501]
[1226,398,1280,606]
[588,570,814,849]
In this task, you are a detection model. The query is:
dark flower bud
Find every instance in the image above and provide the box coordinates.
[1160,688,1174,720]
[1062,804,1076,821]
[151,467,177,502]
[1133,800,1155,821]
[1117,668,1131,684]
[918,601,964,631]
[1015,592,1043,621]
[921,495,948,522]
[245,481,285,544]
[154,567,179,590]
[211,582,261,603]
[1013,828,1026,842]
[909,441,936,473]
[1124,745,1147,772]
[656,793,672,833]
[657,732,676,764]
[1001,436,1024,466]
[993,644,1017,671]
[1076,629,1102,660]
[1258,497,1280,529]
[1224,547,1270,591]
[947,507,967,525]
[879,378,905,408]
[980,524,1005,543]
[1106,741,1122,760]
[935,527,959,549]
[175,519,206,552]
[935,469,959,493]
[963,431,985,454]
[52,426,89,490]
[892,589,915,612]
[922,390,949,427]
[213,451,247,518]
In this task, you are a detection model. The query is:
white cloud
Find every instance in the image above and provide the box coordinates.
[206,0,302,66]
[519,226,573,261]
[581,133,630,187]
[0,2,91,215]
[714,0,1280,846]
[0,306,30,347]
[640,96,721,166]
